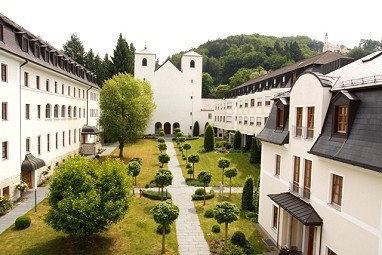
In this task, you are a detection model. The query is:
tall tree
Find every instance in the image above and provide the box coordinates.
[202,72,214,98]
[204,124,215,152]
[111,33,135,75]
[99,73,155,157]
[224,167,238,197]
[218,157,230,185]
[233,130,241,150]
[241,176,254,211]
[193,121,200,137]
[249,136,261,164]
[188,154,200,179]
[62,33,85,65]
[127,161,141,185]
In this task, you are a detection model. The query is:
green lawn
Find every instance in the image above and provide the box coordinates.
[175,138,260,187]
[0,195,178,255]
[194,194,269,254]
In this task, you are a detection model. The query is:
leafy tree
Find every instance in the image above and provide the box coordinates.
[288,41,304,62]
[202,72,214,98]
[154,169,173,201]
[63,33,85,65]
[188,153,200,179]
[127,161,141,185]
[151,200,179,254]
[158,153,170,168]
[183,143,191,163]
[213,201,240,251]
[211,84,230,99]
[111,33,135,75]
[218,157,230,185]
[241,177,254,211]
[233,130,241,150]
[224,167,238,197]
[46,155,130,236]
[99,73,155,158]
[159,130,165,137]
[204,124,215,152]
[249,137,261,164]
[158,142,167,153]
[229,68,257,88]
[193,121,200,137]
[197,171,212,205]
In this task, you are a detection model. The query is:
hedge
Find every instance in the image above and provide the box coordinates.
[191,189,215,201]
[142,190,171,200]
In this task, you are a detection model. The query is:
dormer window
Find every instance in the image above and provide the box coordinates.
[190,60,195,68]
[22,37,28,52]
[275,98,289,129]
[0,24,3,41]
[142,58,147,66]
[331,90,359,137]
[277,108,284,128]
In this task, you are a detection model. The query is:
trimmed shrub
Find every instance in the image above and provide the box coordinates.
[195,188,205,195]
[142,190,171,200]
[156,223,171,234]
[241,177,254,211]
[193,121,200,137]
[157,137,165,143]
[204,124,215,152]
[192,189,215,201]
[15,215,31,230]
[185,178,202,186]
[233,130,241,150]
[249,136,261,164]
[204,209,214,218]
[186,163,192,169]
[212,224,220,233]
[231,231,247,247]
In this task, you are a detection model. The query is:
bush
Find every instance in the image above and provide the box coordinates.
[204,209,214,218]
[156,223,171,234]
[195,188,205,195]
[204,124,215,152]
[15,215,31,230]
[212,224,220,233]
[0,196,13,216]
[182,155,186,160]
[241,177,254,211]
[142,190,171,200]
[157,137,165,143]
[231,231,247,247]
[186,163,192,169]
[185,178,202,186]
[192,189,215,201]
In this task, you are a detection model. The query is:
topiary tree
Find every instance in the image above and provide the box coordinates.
[197,171,212,205]
[158,153,170,167]
[130,157,142,165]
[151,200,179,254]
[183,143,191,163]
[218,157,231,185]
[231,231,247,247]
[127,161,141,185]
[204,124,215,152]
[193,121,200,137]
[233,130,241,150]
[157,137,165,143]
[173,127,181,135]
[213,201,240,251]
[154,169,173,201]
[241,176,254,211]
[205,122,209,130]
[249,136,261,164]
[159,130,165,137]
[178,137,186,156]
[15,215,31,230]
[46,155,130,236]
[188,153,200,179]
[158,142,167,153]
[224,167,238,197]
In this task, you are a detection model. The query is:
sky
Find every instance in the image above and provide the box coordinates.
[1,0,381,63]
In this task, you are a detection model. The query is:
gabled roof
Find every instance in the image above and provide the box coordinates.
[137,47,156,55]
[183,51,201,57]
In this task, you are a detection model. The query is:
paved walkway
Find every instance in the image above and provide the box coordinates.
[166,137,212,255]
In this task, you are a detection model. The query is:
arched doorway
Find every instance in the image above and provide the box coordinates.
[164,122,171,135]
[155,122,162,134]
[173,122,180,133]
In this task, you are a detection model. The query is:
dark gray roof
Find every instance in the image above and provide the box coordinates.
[81,125,100,134]
[21,153,46,172]
[269,192,323,226]
[0,13,98,88]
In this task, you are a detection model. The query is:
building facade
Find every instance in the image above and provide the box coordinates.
[134,49,214,135]
[257,51,382,255]
[0,13,100,199]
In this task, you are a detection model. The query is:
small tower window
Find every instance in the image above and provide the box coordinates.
[190,60,195,68]
[142,58,147,66]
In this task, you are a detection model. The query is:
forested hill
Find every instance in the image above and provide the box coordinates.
[168,34,324,98]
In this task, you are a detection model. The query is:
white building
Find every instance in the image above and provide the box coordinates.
[323,32,350,54]
[257,51,382,255]
[134,48,215,135]
[0,13,100,199]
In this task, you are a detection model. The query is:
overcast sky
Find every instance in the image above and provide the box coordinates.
[2,0,381,63]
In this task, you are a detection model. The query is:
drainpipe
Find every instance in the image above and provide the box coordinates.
[19,59,28,167]
[86,86,92,125]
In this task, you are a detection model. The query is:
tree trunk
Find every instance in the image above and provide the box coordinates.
[203,185,206,206]
[221,169,224,185]
[224,222,228,251]
[229,178,232,197]
[192,164,195,179]
[185,151,188,163]
[161,186,164,201]
[118,142,124,158]
[162,225,166,254]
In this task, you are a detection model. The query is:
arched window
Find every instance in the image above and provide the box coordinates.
[73,106,77,117]
[68,106,72,118]
[142,58,147,66]
[190,60,195,68]
[54,104,59,118]
[61,105,66,118]
[45,104,51,118]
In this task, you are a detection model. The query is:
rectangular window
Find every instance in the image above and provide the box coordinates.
[277,108,284,127]
[68,86,70,96]
[69,130,71,145]
[62,131,65,147]
[79,128,81,143]
[37,105,41,119]
[46,79,49,91]
[307,107,315,138]
[2,102,7,120]
[26,138,30,153]
[22,37,28,52]
[78,88,81,98]
[36,75,40,89]
[2,186,9,197]
[257,98,262,107]
[296,107,303,137]
[303,159,312,199]
[250,99,255,107]
[24,72,29,87]
[275,154,281,176]
[1,63,7,82]
[0,24,3,41]
[47,134,50,152]
[336,105,347,133]
[54,81,58,93]
[256,117,262,126]
[2,141,8,159]
[74,129,77,143]
[331,174,343,207]
[62,84,64,94]
[208,113,212,119]
[37,136,41,155]
[272,205,278,229]
[55,132,58,149]
[25,104,30,119]
[293,156,300,193]
[73,87,76,97]
[265,96,271,106]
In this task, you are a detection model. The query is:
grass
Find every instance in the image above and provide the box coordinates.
[175,138,260,187]
[0,195,178,255]
[194,194,269,254]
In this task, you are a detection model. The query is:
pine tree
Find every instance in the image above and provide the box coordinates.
[204,124,215,152]
[233,130,241,150]
[241,176,254,211]
[63,33,85,65]
[249,136,261,164]
[111,33,134,76]
[193,121,200,137]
